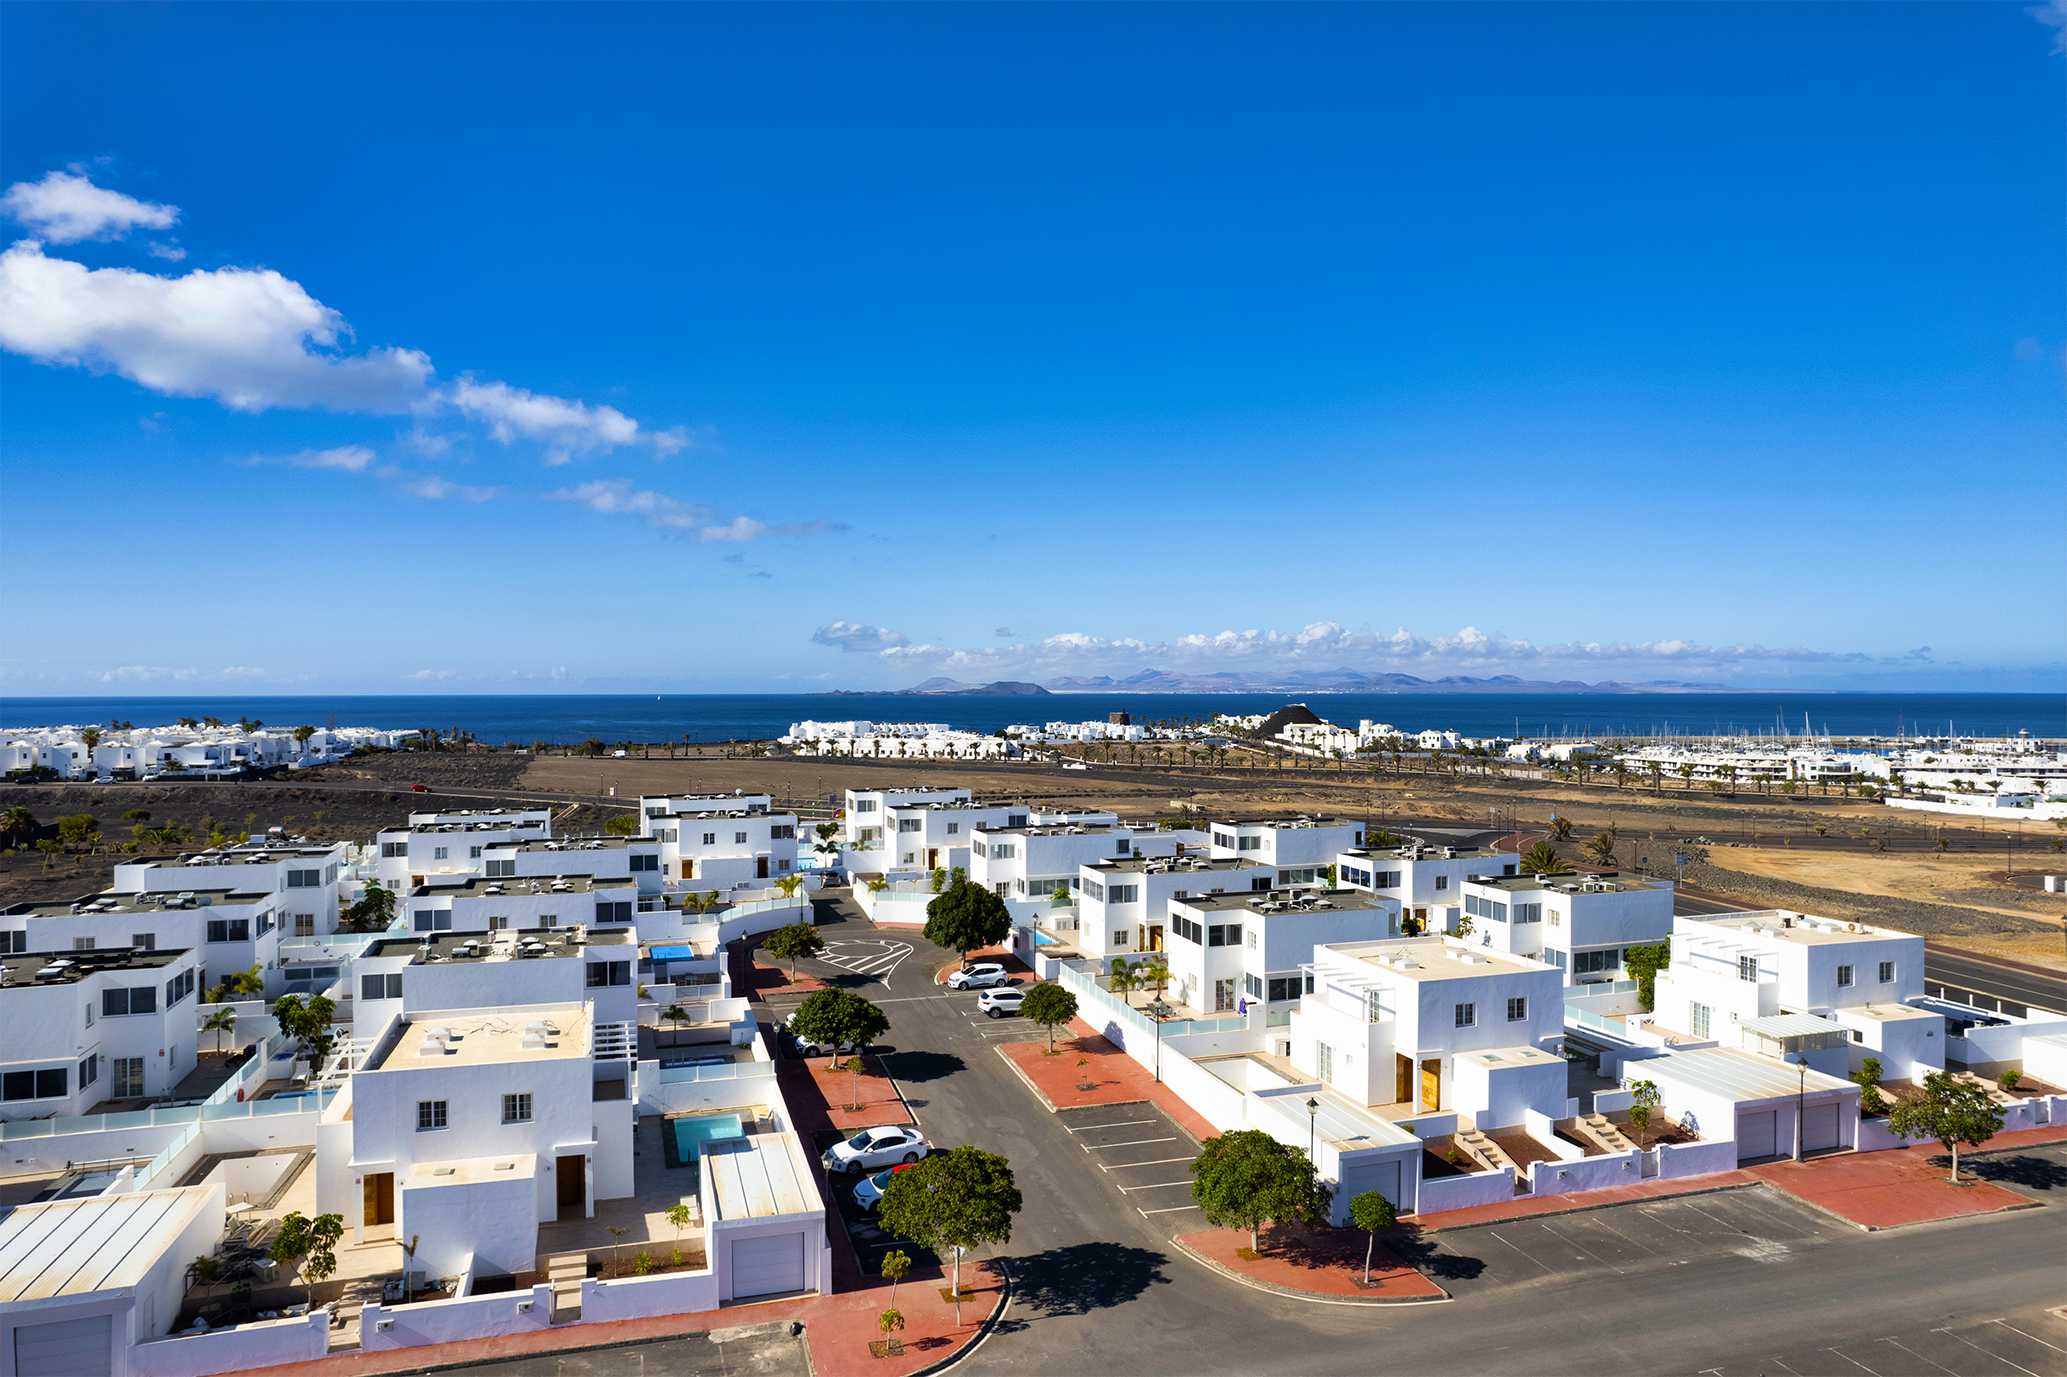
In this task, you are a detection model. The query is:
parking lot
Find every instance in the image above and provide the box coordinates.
[810,1127,940,1277]
[1056,1102,1206,1226]
[1700,1308,2067,1377]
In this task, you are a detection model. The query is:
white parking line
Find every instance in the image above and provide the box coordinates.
[1081,1138,1176,1151]
[1991,1321,2067,1356]
[1137,1204,1201,1216]
[1101,1157,1194,1171]
[1931,1329,2038,1377]
[1062,1119,1156,1133]
[1118,1180,1194,1192]
[1824,1347,1882,1376]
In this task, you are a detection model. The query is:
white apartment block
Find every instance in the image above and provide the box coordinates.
[1336,839,1513,935]
[1459,871,1673,984]
[404,874,642,939]
[114,842,343,938]
[882,800,1026,872]
[0,945,202,1120]
[483,836,665,894]
[1164,888,1401,1016]
[374,814,550,888]
[1070,855,1272,962]
[350,926,639,1038]
[1207,818,1367,883]
[1291,937,1566,1126]
[841,786,975,847]
[4,886,291,997]
[1653,912,1940,1081]
[970,822,1139,903]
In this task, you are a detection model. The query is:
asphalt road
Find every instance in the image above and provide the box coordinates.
[730,896,2067,1377]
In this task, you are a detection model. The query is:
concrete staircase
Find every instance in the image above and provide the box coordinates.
[1576,1113,1636,1153]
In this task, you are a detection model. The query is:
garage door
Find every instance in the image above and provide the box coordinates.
[731,1232,804,1298]
[1736,1110,1777,1162]
[16,1314,111,1377]
[1338,1159,1402,1213]
[1802,1101,1841,1153]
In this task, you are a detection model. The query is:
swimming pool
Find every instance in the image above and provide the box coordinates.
[672,1112,746,1162]
[1031,932,1059,947]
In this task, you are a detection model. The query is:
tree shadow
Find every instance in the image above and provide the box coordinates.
[1004,1243,1172,1321]
[1962,1153,2067,1192]
[1384,1231,1489,1282]
[881,1048,966,1084]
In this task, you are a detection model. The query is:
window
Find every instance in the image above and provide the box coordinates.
[1251,875,1272,892]
[255,912,273,935]
[1116,840,1131,856]
[630,853,659,872]
[1112,930,1129,947]
[489,915,511,931]
[1170,914,1202,944]
[382,841,407,858]
[734,831,748,845]
[658,829,676,843]
[853,799,877,813]
[1247,930,1259,950]
[1304,972,1315,995]
[288,868,322,887]
[432,847,449,861]
[1506,996,1527,1021]
[295,914,316,937]
[1277,868,1317,886]
[165,969,194,1007]
[702,832,716,846]
[1208,923,1243,947]
[1110,885,1139,905]
[946,822,958,835]
[1367,990,1385,1023]
[469,846,483,859]
[0,931,22,954]
[361,973,403,1000]
[2,1068,67,1102]
[102,986,158,1017]
[1836,964,1854,987]
[539,914,558,927]
[1454,1002,1476,1027]
[1738,955,1759,982]
[206,918,251,943]
[899,819,922,833]
[771,825,795,840]
[1083,880,1105,901]
[586,960,632,987]
[417,1100,448,1131]
[113,1057,144,1098]
[1245,973,1264,999]
[1435,876,1449,891]
[1878,961,1895,983]
[79,1054,97,1088]
[1574,949,1617,975]
[1548,909,1562,928]
[487,858,516,878]
[414,911,453,933]
[503,1093,533,1123]
[1238,836,1261,851]
[594,901,634,924]
[992,843,1017,859]
[1268,976,1301,1002]
[1691,1002,1712,1039]
[1317,1041,1334,1082]
[1213,978,1236,1011]
[1515,903,1541,924]
[74,937,95,951]
[1375,870,1401,888]
[132,932,156,950]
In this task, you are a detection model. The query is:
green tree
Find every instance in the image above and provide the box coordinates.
[1050,881,1073,908]
[1108,957,1142,1006]
[342,880,397,933]
[272,993,339,1064]
[931,867,947,894]
[57,813,101,848]
[762,922,825,981]
[1888,1070,2006,1182]
[879,1247,911,1309]
[1350,1189,1397,1286]
[877,1308,906,1347]
[201,1007,238,1055]
[1582,829,1619,866]
[122,807,151,823]
[923,880,1012,969]
[1854,1056,1887,1116]
[1189,1128,1334,1255]
[664,1204,694,1267]
[579,736,606,757]
[789,988,890,1069]
[1627,1080,1662,1149]
[0,806,38,848]
[878,1145,1022,1313]
[1518,840,1562,875]
[1020,982,1079,1053]
[603,814,638,837]
[293,724,316,750]
[1622,942,1671,1008]
[270,1211,345,1308]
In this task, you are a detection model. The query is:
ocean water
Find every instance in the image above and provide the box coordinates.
[2,692,2059,743]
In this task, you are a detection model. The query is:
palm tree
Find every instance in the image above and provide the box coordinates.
[1546,816,1574,842]
[1108,958,1141,1007]
[0,806,35,850]
[202,1007,238,1055]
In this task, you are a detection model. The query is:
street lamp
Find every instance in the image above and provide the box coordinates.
[1792,1052,1809,1163]
[1146,998,1173,1083]
[1306,1096,1320,1161]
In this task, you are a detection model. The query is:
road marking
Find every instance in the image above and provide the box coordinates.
[1062,1119,1156,1133]
[1081,1137,1176,1150]
[1483,1230,1555,1274]
[1931,1328,2039,1377]
[1876,1338,1957,1375]
[868,995,954,1004]
[1825,1347,1882,1376]
[1766,1358,1804,1376]
[1118,1180,1195,1192]
[1101,1157,1194,1171]
[1137,1204,1202,1216]
[1990,1321,2067,1356]
[1542,1222,1620,1274]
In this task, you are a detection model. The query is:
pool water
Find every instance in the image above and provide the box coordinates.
[672,1113,746,1162]
[1031,932,1058,946]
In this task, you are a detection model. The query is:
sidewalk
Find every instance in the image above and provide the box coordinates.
[1176,1223,1446,1304]
[777,1053,913,1133]
[995,1017,1221,1142]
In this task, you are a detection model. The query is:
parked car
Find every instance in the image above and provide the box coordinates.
[977,986,1026,1018]
[946,962,1009,990]
[853,1162,919,1211]
[821,1125,928,1175]
[409,783,432,793]
[784,1011,860,1058]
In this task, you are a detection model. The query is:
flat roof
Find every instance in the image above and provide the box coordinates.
[1185,890,1393,915]
[0,1185,217,1301]
[1216,817,1357,829]
[1259,1091,1415,1151]
[368,1006,592,1070]
[1687,912,1917,948]
[981,824,1132,837]
[1322,937,1551,983]
[1340,844,1505,861]
[5,887,265,917]
[2,946,192,986]
[144,848,336,868]
[1742,1013,1850,1039]
[488,838,638,853]
[384,820,544,835]
[1086,856,1260,875]
[367,926,632,963]
[1642,1046,1856,1102]
[405,1153,537,1187]
[704,1133,817,1219]
[1455,1044,1561,1071]
[1469,872,1666,895]
[413,875,635,898]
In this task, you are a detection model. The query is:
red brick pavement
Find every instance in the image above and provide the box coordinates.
[1177,1223,1446,1301]
[996,1018,1221,1143]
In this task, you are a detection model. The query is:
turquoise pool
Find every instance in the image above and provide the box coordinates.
[1031,932,1059,946]
[672,1113,745,1162]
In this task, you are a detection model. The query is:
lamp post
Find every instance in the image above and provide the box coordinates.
[1146,998,1173,1084]
[1792,1052,1809,1163]
[1306,1096,1320,1161]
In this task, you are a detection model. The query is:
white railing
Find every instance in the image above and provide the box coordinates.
[592,1020,637,1062]
[656,1060,777,1084]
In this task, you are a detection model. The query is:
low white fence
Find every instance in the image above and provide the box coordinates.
[130,1312,328,1377]
[1655,1138,1737,1178]
[1524,1110,1589,1163]
[358,1283,554,1352]
[1528,1149,1642,1197]
[1153,1053,1248,1134]
[853,887,932,926]
[579,1267,721,1322]
[1414,1165,1515,1215]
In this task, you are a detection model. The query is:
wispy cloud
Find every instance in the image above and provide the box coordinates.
[2032,0,2067,54]
[0,170,177,243]
[247,444,377,472]
[397,474,498,502]
[811,620,911,653]
[553,479,830,543]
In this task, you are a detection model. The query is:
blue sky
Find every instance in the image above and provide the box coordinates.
[2,2,2061,695]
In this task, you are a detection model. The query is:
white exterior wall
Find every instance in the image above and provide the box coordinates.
[0,955,203,1119]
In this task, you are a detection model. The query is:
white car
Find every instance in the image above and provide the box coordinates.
[821,1125,928,1175]
[946,963,1009,990]
[784,1012,861,1058]
[853,1163,919,1211]
[977,986,1025,1018]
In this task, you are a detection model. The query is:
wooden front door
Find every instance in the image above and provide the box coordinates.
[1396,1054,1414,1105]
[756,856,770,879]
[362,1172,394,1226]
[1148,925,1163,952]
[926,849,938,870]
[1420,1059,1441,1111]
[556,1155,585,1216]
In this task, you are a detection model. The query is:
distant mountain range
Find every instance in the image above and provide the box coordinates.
[818,669,1738,696]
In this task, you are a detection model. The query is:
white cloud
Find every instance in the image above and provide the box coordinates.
[553,479,829,542]
[449,379,641,463]
[811,621,911,653]
[0,240,434,412]
[2033,0,2067,53]
[248,444,376,472]
[399,475,498,502]
[219,666,268,679]
[0,170,178,243]
[96,664,199,683]
[145,241,186,262]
